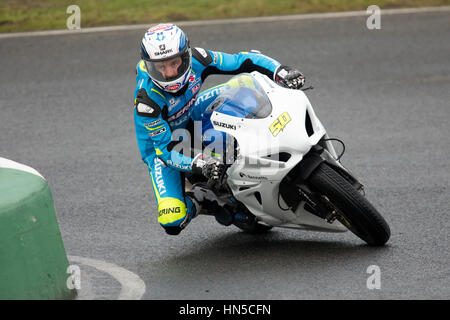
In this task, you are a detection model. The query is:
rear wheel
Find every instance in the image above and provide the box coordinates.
[308,162,390,246]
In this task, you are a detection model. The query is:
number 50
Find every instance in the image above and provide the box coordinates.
[269,112,291,137]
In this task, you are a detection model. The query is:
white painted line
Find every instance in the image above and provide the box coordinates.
[1,6,449,39]
[72,269,97,300]
[68,255,146,300]
[0,157,45,180]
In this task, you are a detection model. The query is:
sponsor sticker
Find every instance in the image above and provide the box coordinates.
[191,84,201,94]
[195,86,227,106]
[156,32,165,41]
[188,73,201,91]
[147,24,173,34]
[144,119,161,129]
[167,159,191,171]
[159,207,181,216]
[168,98,181,112]
[154,48,173,56]
[168,93,198,122]
[239,172,268,181]
[269,112,291,137]
[213,120,236,130]
[149,127,166,137]
[153,158,167,195]
[165,84,181,91]
[170,114,190,127]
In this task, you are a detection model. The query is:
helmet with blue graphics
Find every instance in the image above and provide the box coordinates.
[140,24,192,93]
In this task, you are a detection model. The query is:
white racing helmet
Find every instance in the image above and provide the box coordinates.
[140,24,192,93]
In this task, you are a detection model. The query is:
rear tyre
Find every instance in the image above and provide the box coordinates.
[308,162,390,246]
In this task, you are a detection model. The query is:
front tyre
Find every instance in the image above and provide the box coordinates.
[308,163,390,246]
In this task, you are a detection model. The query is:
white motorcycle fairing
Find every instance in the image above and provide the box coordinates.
[208,72,347,232]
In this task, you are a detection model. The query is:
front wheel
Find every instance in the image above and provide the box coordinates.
[308,163,390,246]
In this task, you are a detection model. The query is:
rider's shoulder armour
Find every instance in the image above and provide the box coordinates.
[191,47,213,66]
[135,88,162,118]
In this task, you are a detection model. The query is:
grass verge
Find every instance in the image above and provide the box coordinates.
[1,0,449,33]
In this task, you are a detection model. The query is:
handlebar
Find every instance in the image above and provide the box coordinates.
[275,81,314,91]
[206,164,230,193]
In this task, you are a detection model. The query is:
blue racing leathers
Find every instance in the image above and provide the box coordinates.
[133,48,281,233]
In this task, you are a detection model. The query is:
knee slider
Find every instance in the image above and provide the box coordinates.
[158,197,188,229]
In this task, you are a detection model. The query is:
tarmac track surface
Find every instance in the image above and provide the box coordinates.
[0,10,449,299]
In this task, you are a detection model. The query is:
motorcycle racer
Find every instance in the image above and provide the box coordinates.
[133,23,306,235]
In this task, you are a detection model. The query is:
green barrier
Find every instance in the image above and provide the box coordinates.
[0,164,76,300]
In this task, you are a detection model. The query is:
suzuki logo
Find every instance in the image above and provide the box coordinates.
[213,120,236,130]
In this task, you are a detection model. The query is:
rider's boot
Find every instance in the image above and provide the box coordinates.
[185,183,234,226]
[185,182,217,213]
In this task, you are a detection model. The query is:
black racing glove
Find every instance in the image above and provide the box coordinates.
[192,154,225,181]
[274,66,305,89]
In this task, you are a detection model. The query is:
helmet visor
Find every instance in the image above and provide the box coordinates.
[144,49,191,83]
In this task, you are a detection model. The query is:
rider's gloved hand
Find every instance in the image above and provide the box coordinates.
[192,154,225,181]
[274,66,305,89]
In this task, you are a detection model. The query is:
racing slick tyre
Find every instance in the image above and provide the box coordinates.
[308,162,390,246]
